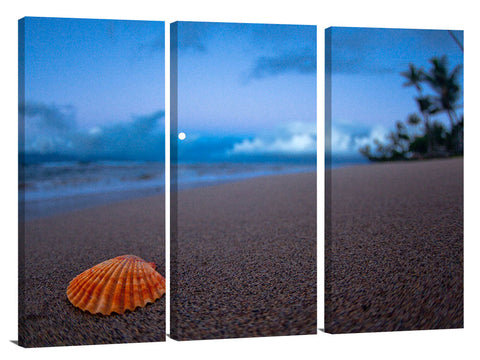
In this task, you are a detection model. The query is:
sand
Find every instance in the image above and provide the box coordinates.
[18,158,462,343]
[325,158,463,333]
[19,171,317,346]
[171,172,317,340]
[19,195,166,347]
[20,157,457,342]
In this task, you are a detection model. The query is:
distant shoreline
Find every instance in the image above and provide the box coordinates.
[20,185,165,221]
[20,170,316,345]
[21,157,463,221]
[20,164,316,221]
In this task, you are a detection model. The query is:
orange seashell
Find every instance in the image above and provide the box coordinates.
[67,255,165,315]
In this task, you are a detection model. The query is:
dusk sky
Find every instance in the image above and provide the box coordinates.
[21,21,461,165]
[20,17,165,161]
[327,27,464,161]
[173,21,317,163]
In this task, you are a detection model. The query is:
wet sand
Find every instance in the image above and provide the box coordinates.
[325,158,463,333]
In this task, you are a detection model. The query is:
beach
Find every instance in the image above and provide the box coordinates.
[19,194,166,347]
[19,170,316,346]
[325,158,463,333]
[171,171,317,340]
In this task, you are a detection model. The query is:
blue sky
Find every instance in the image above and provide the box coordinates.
[22,22,459,165]
[173,21,317,163]
[20,17,165,161]
[327,27,464,161]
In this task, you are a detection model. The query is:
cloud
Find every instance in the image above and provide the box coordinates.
[330,56,395,75]
[328,124,388,155]
[130,110,165,133]
[72,110,165,160]
[327,27,408,75]
[174,21,318,82]
[232,134,315,155]
[175,123,316,163]
[139,35,165,53]
[176,135,242,162]
[21,101,165,161]
[230,121,316,157]
[250,24,316,50]
[328,127,352,153]
[327,28,464,75]
[248,49,316,80]
[246,24,316,81]
[20,102,77,153]
[20,102,76,131]
[175,22,212,52]
[352,126,389,150]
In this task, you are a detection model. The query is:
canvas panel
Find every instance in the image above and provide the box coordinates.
[325,26,463,333]
[18,17,166,347]
[170,21,317,340]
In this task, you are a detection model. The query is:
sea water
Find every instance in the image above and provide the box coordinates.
[19,160,316,220]
[19,161,165,220]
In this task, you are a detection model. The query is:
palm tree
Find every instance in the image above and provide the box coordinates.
[407,113,422,140]
[360,55,463,162]
[401,64,435,154]
[407,113,421,126]
[415,95,440,153]
[423,55,462,130]
[401,64,424,92]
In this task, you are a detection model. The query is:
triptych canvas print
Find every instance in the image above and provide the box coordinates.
[18,17,463,347]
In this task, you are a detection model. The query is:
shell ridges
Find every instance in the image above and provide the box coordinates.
[67,255,165,315]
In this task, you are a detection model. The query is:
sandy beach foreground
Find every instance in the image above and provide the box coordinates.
[19,195,165,347]
[171,172,317,340]
[19,171,316,346]
[326,158,463,333]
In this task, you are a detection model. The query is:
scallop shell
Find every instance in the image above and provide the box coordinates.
[67,255,165,315]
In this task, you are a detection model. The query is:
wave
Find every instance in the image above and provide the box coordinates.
[19,160,315,219]
[20,160,165,201]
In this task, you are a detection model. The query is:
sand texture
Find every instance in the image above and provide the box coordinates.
[19,195,165,347]
[171,172,317,340]
[325,158,463,333]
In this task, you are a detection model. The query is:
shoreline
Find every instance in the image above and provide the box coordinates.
[18,157,463,343]
[20,170,317,345]
[20,185,165,221]
[21,167,316,221]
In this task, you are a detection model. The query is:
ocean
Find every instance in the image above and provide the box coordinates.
[326,153,370,169]
[19,154,371,220]
[19,161,165,220]
[19,160,317,220]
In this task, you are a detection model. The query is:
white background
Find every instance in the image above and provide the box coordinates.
[2,1,478,359]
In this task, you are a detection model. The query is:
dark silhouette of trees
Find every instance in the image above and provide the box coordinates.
[360,55,463,162]
[424,55,462,128]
